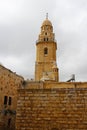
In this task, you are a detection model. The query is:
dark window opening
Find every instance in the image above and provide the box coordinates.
[44,48,48,55]
[45,32,47,35]
[44,37,48,41]
[44,38,45,41]
[47,38,48,41]
[8,97,12,105]
[4,96,8,105]
[8,118,11,127]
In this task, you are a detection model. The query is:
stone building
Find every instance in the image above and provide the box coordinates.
[15,16,87,130]
[0,64,24,130]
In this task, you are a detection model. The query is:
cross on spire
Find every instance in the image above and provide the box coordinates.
[46,13,48,19]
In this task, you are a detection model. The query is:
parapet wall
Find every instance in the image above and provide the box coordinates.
[16,81,87,130]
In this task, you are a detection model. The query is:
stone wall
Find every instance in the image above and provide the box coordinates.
[16,81,87,130]
[0,65,24,130]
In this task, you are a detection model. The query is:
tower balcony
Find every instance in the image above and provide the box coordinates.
[36,39,57,44]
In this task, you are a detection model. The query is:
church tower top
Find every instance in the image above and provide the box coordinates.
[41,14,52,27]
[37,14,55,43]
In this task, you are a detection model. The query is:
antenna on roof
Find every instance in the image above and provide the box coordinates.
[67,74,75,82]
[46,13,48,19]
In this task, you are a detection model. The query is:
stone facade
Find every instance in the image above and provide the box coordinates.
[16,81,87,130]
[0,65,24,130]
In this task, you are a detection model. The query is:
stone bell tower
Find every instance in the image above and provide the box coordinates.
[35,14,59,81]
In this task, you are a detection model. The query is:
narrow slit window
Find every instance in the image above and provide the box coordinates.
[8,97,12,105]
[44,38,45,41]
[8,118,11,127]
[4,96,8,105]
[44,48,48,55]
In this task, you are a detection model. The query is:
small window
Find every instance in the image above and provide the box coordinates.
[44,48,48,55]
[45,32,47,35]
[4,96,8,105]
[8,97,12,105]
[44,38,45,41]
[47,38,48,41]
[8,118,11,127]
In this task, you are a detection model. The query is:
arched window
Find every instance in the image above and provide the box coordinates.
[44,37,49,41]
[44,47,48,55]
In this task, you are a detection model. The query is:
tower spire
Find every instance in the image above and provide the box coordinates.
[46,13,48,19]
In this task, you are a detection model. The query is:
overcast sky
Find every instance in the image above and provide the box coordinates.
[0,0,87,81]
